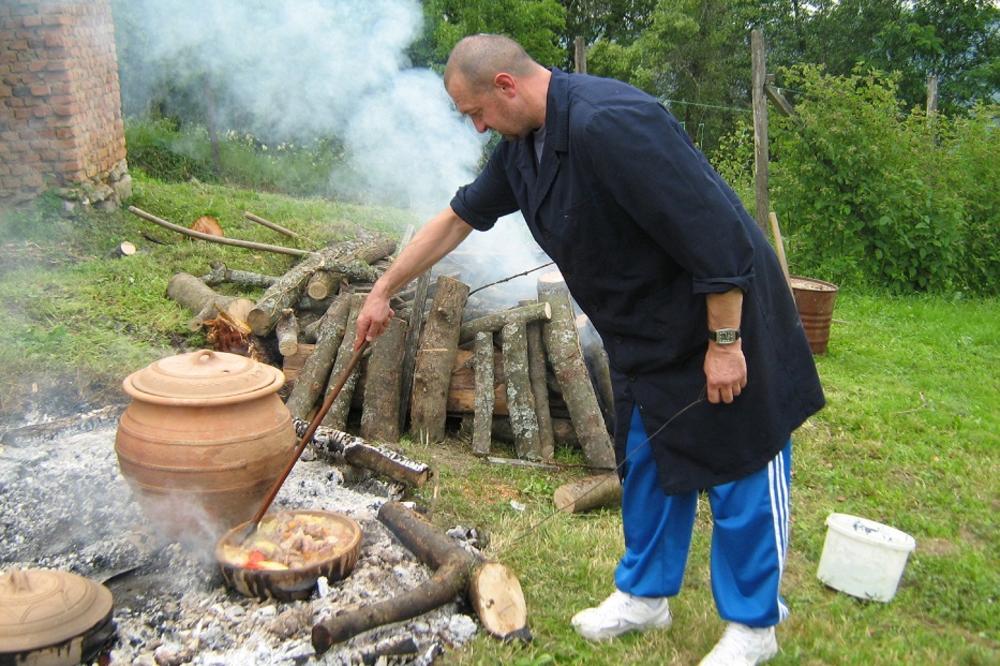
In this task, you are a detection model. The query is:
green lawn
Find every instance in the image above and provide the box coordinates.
[0,176,996,664]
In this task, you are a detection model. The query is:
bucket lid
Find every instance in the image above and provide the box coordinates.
[826,513,916,552]
[0,569,113,653]
[123,349,284,405]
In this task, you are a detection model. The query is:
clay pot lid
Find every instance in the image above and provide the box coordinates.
[0,569,113,653]
[123,349,284,405]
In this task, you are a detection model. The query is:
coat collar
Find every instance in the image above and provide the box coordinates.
[522,68,570,220]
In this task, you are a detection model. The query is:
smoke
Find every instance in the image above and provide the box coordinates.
[116,0,484,215]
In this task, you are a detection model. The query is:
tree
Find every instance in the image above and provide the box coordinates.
[413,0,566,68]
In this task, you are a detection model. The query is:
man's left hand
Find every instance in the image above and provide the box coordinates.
[704,341,747,404]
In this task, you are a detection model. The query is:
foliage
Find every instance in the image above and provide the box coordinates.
[412,0,566,68]
[758,65,998,295]
[124,118,354,199]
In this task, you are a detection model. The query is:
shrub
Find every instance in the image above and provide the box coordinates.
[712,65,999,295]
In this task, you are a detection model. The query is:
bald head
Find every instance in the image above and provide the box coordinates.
[444,34,539,92]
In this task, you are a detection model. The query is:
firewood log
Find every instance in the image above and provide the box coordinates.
[553,473,622,514]
[275,308,299,357]
[360,316,407,443]
[321,294,365,430]
[398,272,430,434]
[458,301,551,344]
[472,332,495,457]
[166,272,254,331]
[306,269,343,300]
[525,320,555,461]
[284,294,351,420]
[292,421,431,487]
[200,261,278,289]
[501,322,541,460]
[247,234,395,336]
[311,502,528,654]
[447,348,508,415]
[410,276,469,442]
[537,272,615,469]
[281,343,315,384]
[576,314,615,430]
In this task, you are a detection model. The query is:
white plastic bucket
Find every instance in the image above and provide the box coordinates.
[816,513,916,602]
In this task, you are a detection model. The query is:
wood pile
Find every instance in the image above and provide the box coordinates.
[137,206,615,469]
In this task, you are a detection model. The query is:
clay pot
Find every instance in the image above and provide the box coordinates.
[115,350,295,541]
[0,569,115,665]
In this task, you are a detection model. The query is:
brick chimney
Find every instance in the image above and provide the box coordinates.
[0,0,130,207]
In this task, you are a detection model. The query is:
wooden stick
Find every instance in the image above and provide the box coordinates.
[128,206,314,257]
[244,211,317,245]
[768,211,794,294]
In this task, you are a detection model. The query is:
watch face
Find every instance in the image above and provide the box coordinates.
[713,328,739,344]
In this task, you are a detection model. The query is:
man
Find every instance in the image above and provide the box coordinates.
[356,34,824,665]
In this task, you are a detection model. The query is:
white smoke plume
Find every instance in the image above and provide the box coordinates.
[117,0,483,216]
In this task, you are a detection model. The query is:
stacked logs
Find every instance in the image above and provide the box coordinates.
[164,228,616,470]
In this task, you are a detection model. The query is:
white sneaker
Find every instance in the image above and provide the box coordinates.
[570,590,672,641]
[699,623,778,665]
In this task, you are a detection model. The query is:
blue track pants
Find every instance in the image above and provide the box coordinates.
[614,407,791,627]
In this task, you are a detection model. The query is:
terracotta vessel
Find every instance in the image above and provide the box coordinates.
[0,569,115,665]
[115,350,295,540]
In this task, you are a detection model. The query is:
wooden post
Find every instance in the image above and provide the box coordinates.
[410,276,469,443]
[360,316,408,443]
[926,74,938,116]
[751,29,769,232]
[472,331,495,457]
[574,37,587,74]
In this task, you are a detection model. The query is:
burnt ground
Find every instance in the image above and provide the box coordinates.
[0,407,481,665]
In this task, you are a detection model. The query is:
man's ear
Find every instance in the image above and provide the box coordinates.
[494,72,516,97]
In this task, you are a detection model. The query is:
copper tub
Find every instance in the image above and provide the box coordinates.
[115,350,295,541]
[215,510,362,601]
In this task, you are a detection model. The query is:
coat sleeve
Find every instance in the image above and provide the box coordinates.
[580,102,755,294]
[449,143,520,231]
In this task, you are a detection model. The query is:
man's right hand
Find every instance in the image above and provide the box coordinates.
[354,290,394,350]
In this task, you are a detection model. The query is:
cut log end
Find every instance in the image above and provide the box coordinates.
[469,562,530,641]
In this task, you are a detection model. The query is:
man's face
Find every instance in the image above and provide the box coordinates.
[448,73,532,141]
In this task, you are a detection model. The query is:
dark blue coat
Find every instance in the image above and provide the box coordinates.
[451,69,824,493]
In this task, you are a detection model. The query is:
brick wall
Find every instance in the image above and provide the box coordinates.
[0,0,130,206]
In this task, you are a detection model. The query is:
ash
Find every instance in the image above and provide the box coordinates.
[0,410,479,665]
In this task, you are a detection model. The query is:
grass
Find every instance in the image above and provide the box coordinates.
[0,178,996,664]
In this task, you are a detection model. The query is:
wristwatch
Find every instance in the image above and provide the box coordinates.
[708,328,741,345]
